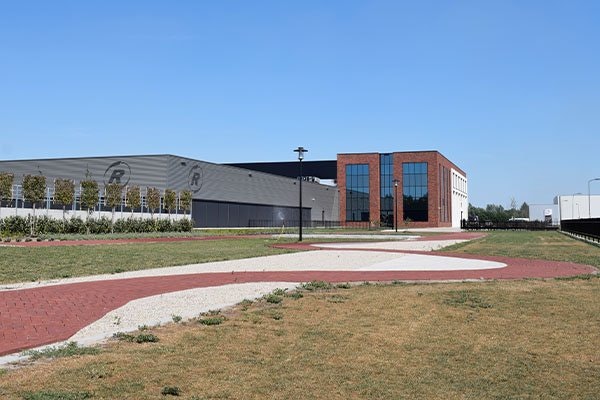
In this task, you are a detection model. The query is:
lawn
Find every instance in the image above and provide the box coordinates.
[0,237,297,284]
[0,279,598,399]
[442,230,600,268]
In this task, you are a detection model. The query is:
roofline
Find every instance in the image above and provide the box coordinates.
[0,154,177,163]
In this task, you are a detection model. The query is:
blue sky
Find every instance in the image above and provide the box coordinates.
[1,1,599,207]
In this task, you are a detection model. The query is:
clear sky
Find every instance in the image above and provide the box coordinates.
[1,1,599,207]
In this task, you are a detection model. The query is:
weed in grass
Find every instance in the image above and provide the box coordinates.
[22,391,92,400]
[22,342,100,360]
[200,309,221,316]
[271,310,284,320]
[327,295,349,303]
[336,282,352,289]
[161,386,181,396]
[111,268,126,274]
[172,315,183,323]
[443,290,493,309]
[287,291,304,300]
[239,299,253,311]
[264,294,283,304]
[113,332,159,343]
[199,316,226,326]
[301,280,332,291]
[271,288,288,296]
[138,324,149,331]
[0,368,6,377]
[555,274,598,281]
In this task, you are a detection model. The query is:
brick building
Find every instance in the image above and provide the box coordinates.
[337,151,467,228]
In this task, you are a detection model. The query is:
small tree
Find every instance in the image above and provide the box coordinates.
[146,187,161,219]
[105,183,122,231]
[126,185,141,217]
[81,179,99,223]
[54,178,75,220]
[164,189,176,219]
[179,190,192,215]
[0,172,14,218]
[23,174,47,235]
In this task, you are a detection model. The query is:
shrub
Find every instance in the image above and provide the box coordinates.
[87,216,112,234]
[65,217,86,234]
[301,281,332,291]
[156,218,173,232]
[161,386,181,396]
[1,215,28,236]
[35,215,64,235]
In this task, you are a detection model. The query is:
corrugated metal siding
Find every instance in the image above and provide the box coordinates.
[0,154,340,221]
[0,155,169,191]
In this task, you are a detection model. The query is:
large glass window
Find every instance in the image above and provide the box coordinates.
[380,154,393,227]
[403,162,428,222]
[346,164,370,222]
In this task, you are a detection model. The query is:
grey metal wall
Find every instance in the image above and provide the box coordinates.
[0,154,339,224]
[0,155,170,191]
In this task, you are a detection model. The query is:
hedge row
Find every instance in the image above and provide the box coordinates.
[0,215,193,236]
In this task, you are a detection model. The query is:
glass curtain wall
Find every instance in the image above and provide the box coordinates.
[380,154,393,227]
[403,162,428,222]
[346,164,370,222]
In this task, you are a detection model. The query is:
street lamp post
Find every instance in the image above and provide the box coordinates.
[294,147,308,241]
[588,178,600,219]
[393,179,399,233]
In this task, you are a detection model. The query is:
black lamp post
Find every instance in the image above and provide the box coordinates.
[393,179,399,233]
[294,147,308,241]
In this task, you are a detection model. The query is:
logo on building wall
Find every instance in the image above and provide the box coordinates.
[188,165,203,193]
[103,161,131,187]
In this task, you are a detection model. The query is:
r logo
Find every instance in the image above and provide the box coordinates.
[104,161,131,187]
[188,165,203,193]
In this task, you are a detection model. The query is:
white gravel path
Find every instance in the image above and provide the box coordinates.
[0,236,507,364]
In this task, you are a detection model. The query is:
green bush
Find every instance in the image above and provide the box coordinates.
[87,217,112,234]
[66,217,87,234]
[1,215,28,236]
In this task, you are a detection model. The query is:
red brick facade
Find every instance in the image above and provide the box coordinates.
[338,151,466,228]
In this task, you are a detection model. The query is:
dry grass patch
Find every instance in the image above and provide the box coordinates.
[1,279,598,399]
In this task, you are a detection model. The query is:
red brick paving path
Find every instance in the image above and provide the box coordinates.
[0,233,596,357]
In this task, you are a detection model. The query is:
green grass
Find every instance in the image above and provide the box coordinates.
[22,342,100,361]
[0,237,297,284]
[1,280,598,399]
[442,230,600,268]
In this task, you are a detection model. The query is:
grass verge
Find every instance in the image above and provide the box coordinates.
[442,230,600,268]
[0,237,297,284]
[0,280,598,399]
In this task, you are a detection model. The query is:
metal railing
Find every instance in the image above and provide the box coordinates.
[560,218,600,243]
[461,220,559,231]
[248,219,371,229]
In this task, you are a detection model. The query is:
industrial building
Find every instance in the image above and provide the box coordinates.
[0,150,467,228]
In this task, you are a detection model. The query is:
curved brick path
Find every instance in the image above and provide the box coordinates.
[0,252,596,357]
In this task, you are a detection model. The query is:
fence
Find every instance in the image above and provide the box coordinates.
[0,184,191,221]
[248,219,371,229]
[560,218,600,243]
[461,220,559,231]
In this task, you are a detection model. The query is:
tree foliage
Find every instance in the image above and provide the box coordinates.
[469,201,530,222]
[0,172,14,203]
[126,185,141,213]
[81,180,99,213]
[22,174,46,207]
[179,190,192,214]
[146,187,161,218]
[54,179,75,219]
[105,183,122,210]
[164,189,177,216]
[54,179,75,207]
